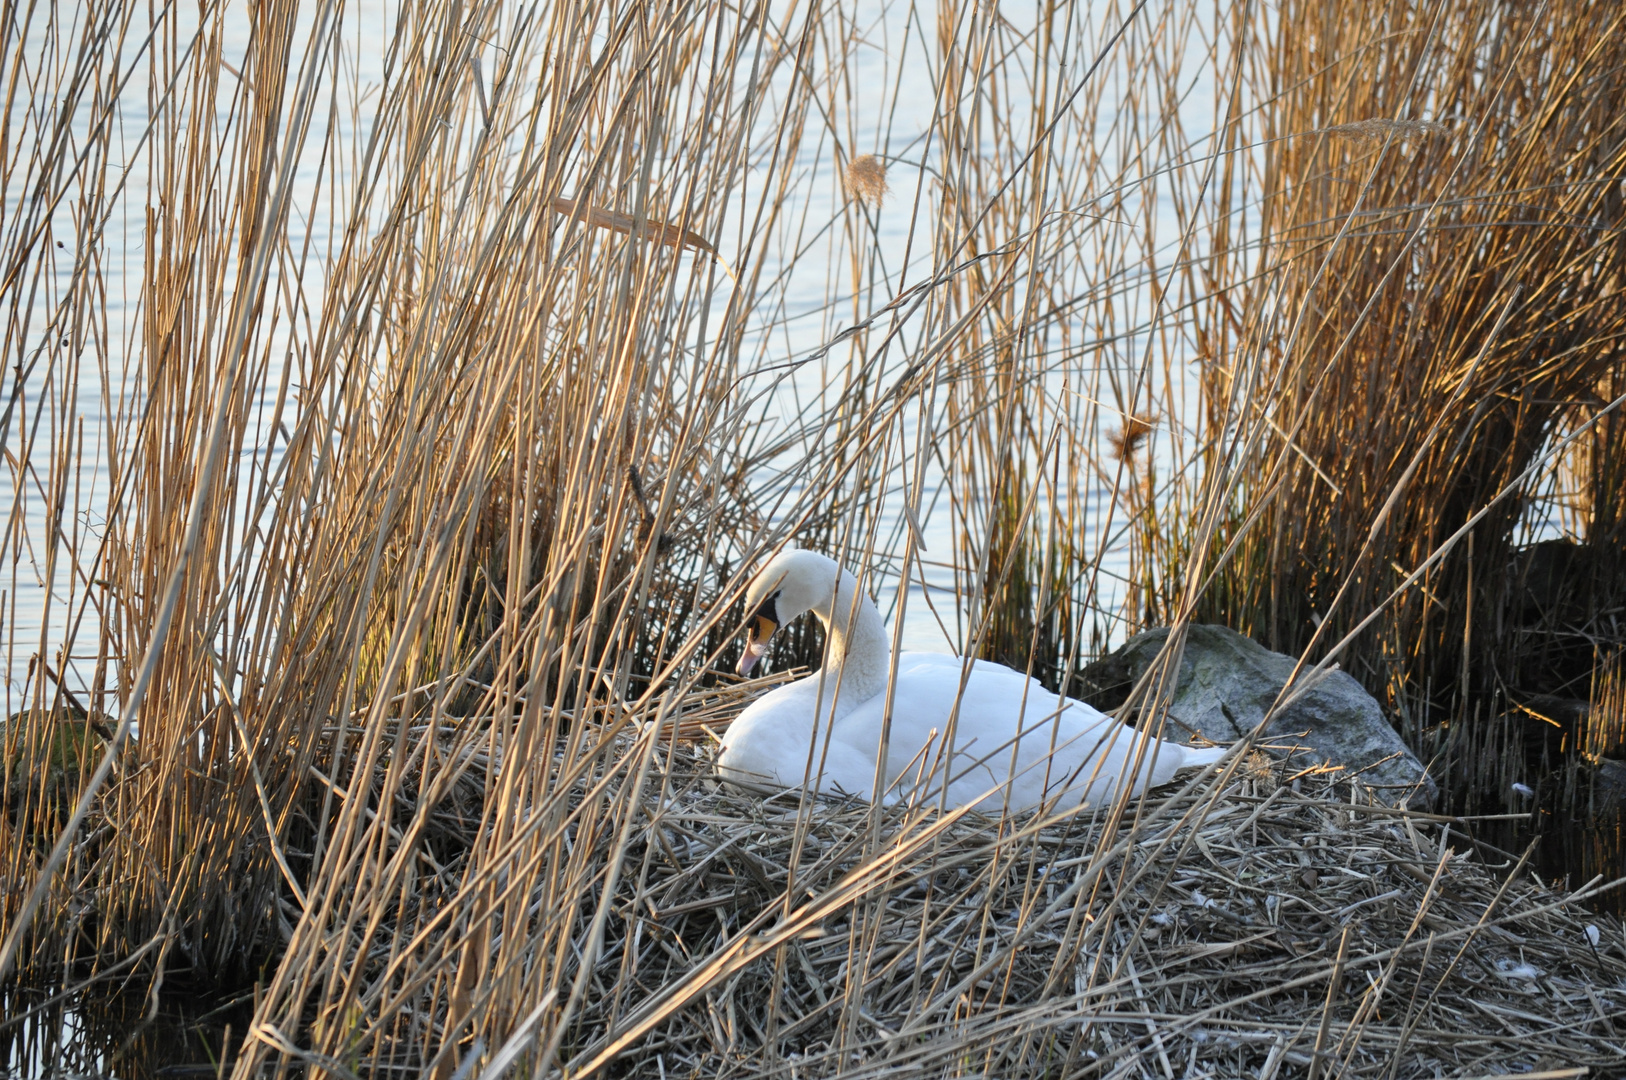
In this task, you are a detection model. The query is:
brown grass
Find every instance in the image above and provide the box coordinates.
[1,0,1624,1077]
[1108,413,1158,466]
[1166,0,1626,817]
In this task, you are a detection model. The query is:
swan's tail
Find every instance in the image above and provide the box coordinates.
[1178,743,1229,768]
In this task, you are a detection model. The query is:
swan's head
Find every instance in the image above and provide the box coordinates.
[734,548,842,676]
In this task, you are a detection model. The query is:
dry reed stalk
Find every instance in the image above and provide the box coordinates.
[550,197,718,256]
[1589,651,1625,765]
[1319,119,1452,142]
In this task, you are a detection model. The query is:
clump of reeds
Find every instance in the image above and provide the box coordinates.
[0,0,838,990]
[1589,651,1626,765]
[1170,0,1626,819]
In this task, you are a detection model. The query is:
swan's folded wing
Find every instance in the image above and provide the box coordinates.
[826,654,1102,808]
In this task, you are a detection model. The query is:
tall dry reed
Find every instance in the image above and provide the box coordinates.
[1168,0,1626,813]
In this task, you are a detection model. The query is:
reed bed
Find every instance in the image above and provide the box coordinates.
[1169,0,1626,815]
[2,0,1625,1076]
[256,712,1626,1078]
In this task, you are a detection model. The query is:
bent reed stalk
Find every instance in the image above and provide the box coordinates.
[1,0,1623,1078]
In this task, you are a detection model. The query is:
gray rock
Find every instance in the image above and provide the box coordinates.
[1081,625,1436,807]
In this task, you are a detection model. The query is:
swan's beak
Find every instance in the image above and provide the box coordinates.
[736,615,777,676]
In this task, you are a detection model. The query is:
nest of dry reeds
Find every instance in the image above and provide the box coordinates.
[580,763,1625,1078]
[319,711,1625,1080]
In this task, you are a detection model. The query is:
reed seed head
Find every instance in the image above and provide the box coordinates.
[1109,412,1158,463]
[1321,118,1450,141]
[845,153,889,206]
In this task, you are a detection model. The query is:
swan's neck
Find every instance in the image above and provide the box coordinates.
[813,571,890,711]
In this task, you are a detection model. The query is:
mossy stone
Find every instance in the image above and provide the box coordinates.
[2,708,111,816]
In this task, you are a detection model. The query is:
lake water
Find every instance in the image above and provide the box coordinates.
[0,983,250,1080]
[1,0,1216,715]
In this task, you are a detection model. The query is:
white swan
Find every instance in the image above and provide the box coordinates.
[716,549,1227,813]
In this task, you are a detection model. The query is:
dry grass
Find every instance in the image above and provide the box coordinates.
[1167,0,1626,817]
[1,0,1624,1077]
[239,717,1626,1078]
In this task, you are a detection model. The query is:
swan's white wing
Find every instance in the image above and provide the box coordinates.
[826,655,1010,805]
[717,677,879,798]
[718,652,1224,810]
[829,654,1209,812]
[716,679,816,788]
[822,654,1088,810]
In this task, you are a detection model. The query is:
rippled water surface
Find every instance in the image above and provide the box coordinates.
[1,986,250,1080]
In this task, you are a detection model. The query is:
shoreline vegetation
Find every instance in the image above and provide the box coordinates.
[2,0,1623,1076]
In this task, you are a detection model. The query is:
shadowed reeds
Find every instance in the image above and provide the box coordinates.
[1171,0,1626,820]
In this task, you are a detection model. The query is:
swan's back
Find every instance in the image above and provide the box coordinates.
[719,652,1223,813]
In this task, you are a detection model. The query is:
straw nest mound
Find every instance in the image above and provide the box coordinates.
[552,744,1625,1079]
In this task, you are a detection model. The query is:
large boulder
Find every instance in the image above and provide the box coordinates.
[1080,625,1436,807]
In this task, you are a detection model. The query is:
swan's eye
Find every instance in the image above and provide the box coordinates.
[746,594,780,642]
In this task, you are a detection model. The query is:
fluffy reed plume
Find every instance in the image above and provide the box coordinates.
[844,153,889,206]
[1108,412,1158,464]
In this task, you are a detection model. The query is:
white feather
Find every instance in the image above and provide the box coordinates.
[717,550,1227,813]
